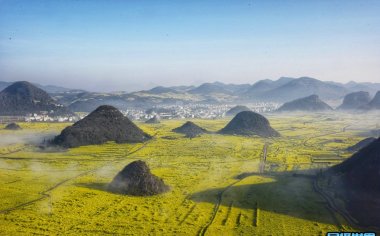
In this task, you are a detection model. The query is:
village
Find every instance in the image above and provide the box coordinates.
[124,102,280,120]
[0,102,280,123]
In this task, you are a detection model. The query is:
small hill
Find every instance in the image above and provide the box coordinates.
[0,81,12,91]
[338,91,371,110]
[226,105,251,116]
[0,81,74,116]
[189,82,250,95]
[52,105,151,148]
[108,160,169,196]
[273,77,297,86]
[277,95,333,112]
[146,86,179,94]
[371,129,380,137]
[219,111,280,137]
[145,115,160,124]
[344,81,380,96]
[189,82,233,95]
[245,80,275,96]
[172,121,208,137]
[4,123,21,130]
[346,137,376,152]
[367,91,380,109]
[328,137,380,227]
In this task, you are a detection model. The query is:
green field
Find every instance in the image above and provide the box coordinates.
[0,112,378,235]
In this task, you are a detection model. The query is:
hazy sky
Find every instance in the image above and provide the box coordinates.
[0,0,379,92]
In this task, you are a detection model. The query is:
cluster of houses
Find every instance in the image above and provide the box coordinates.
[123,102,280,121]
[0,114,80,123]
[24,113,79,122]
[1,102,279,123]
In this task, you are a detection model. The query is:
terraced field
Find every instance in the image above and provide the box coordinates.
[0,112,378,235]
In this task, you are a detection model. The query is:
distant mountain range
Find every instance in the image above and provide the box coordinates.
[142,77,380,103]
[252,77,349,101]
[1,77,379,112]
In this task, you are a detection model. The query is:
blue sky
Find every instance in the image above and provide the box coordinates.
[0,0,379,91]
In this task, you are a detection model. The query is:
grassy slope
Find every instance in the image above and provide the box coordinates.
[0,112,378,235]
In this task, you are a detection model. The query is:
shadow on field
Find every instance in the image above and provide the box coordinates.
[190,173,339,225]
[75,182,109,192]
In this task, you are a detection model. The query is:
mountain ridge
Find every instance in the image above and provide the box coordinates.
[3,78,379,112]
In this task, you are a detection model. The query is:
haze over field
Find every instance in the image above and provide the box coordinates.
[1,0,380,91]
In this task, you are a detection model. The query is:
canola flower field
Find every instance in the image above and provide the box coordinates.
[0,112,378,235]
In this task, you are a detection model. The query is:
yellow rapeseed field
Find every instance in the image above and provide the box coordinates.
[0,112,378,235]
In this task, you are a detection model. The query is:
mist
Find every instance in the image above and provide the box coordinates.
[0,131,57,147]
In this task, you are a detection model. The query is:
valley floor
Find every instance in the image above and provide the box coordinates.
[0,112,379,235]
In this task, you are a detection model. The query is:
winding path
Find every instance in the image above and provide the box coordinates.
[259,144,268,174]
[197,179,241,236]
[198,143,268,236]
